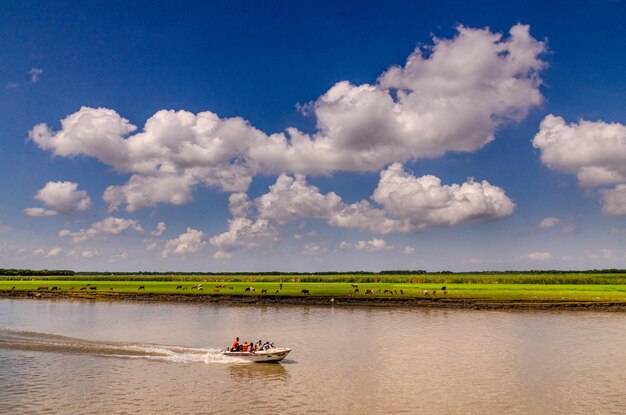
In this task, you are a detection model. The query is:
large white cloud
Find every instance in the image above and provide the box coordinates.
[209,164,515,252]
[59,217,144,243]
[252,24,545,174]
[162,227,207,258]
[27,181,91,215]
[31,24,545,211]
[372,163,516,229]
[532,115,626,187]
[533,115,626,216]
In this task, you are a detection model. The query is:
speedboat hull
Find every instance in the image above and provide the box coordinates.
[221,347,291,363]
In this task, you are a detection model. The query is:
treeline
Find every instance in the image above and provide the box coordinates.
[0,269,75,276]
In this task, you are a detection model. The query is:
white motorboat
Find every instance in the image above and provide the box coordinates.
[221,347,291,363]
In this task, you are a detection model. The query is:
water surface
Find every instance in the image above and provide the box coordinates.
[1,299,625,414]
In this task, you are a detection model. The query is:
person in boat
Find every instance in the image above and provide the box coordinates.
[230,337,240,352]
[242,341,251,352]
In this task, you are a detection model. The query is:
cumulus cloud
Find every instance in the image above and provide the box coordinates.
[599,185,626,216]
[253,24,546,174]
[533,115,626,216]
[45,247,63,257]
[210,163,515,252]
[31,24,544,211]
[28,181,91,215]
[539,217,560,228]
[213,250,233,260]
[355,237,391,252]
[162,227,207,258]
[59,217,144,243]
[533,115,626,187]
[372,163,516,229]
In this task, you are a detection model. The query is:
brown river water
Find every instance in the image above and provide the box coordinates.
[1,298,625,414]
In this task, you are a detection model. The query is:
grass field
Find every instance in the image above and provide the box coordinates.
[2,277,626,302]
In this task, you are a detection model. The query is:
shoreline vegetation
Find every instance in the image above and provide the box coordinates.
[1,270,626,311]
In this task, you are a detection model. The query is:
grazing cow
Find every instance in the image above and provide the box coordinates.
[245,287,255,292]
[228,286,234,290]
[300,289,310,295]
[197,286,203,291]
[86,284,91,286]
[351,284,358,288]
[90,286,97,290]
[280,283,283,290]
[422,290,430,296]
[80,287,87,291]
[354,288,359,293]
[275,290,279,295]
[441,286,447,291]
[364,289,374,295]
[11,286,15,290]
[261,289,268,294]
[432,290,437,295]
[51,286,59,291]
[176,285,183,289]
[138,286,145,290]
[384,289,390,294]
[400,289,404,295]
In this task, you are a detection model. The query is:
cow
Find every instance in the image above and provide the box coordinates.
[245,287,255,292]
[176,285,183,289]
[300,289,310,295]
[89,286,97,291]
[261,289,268,294]
[350,284,358,288]
[400,289,404,295]
[422,290,430,296]
[138,286,145,290]
[364,289,374,295]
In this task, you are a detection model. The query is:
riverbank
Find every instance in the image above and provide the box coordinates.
[2,290,626,311]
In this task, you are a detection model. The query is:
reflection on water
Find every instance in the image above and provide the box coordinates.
[228,362,290,381]
[1,299,626,414]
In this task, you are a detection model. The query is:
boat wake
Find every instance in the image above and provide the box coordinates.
[0,328,246,364]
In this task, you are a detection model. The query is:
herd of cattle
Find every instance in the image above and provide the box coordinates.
[22,283,449,298]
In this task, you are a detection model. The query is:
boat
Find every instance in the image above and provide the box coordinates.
[221,347,291,363]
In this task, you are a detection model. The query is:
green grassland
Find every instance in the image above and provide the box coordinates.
[2,276,626,302]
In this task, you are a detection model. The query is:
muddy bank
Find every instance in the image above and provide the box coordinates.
[2,290,626,311]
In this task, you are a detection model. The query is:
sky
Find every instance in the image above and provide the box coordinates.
[1,0,625,272]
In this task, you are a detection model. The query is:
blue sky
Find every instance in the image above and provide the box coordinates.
[1,0,625,272]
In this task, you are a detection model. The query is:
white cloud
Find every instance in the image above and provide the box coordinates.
[293,234,303,240]
[213,250,233,260]
[533,115,626,187]
[46,247,63,257]
[355,237,391,252]
[402,246,415,255]
[31,24,544,211]
[302,243,328,255]
[29,68,43,83]
[599,185,626,216]
[162,227,207,258]
[533,115,626,216]
[209,218,279,252]
[24,207,58,217]
[372,163,516,229]
[209,163,515,253]
[253,24,545,174]
[151,222,167,236]
[539,217,560,228]
[525,251,552,260]
[59,217,144,243]
[29,181,90,215]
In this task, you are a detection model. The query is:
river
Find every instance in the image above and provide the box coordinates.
[1,299,625,414]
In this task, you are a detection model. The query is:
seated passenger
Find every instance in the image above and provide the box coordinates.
[230,337,240,352]
[242,342,249,352]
